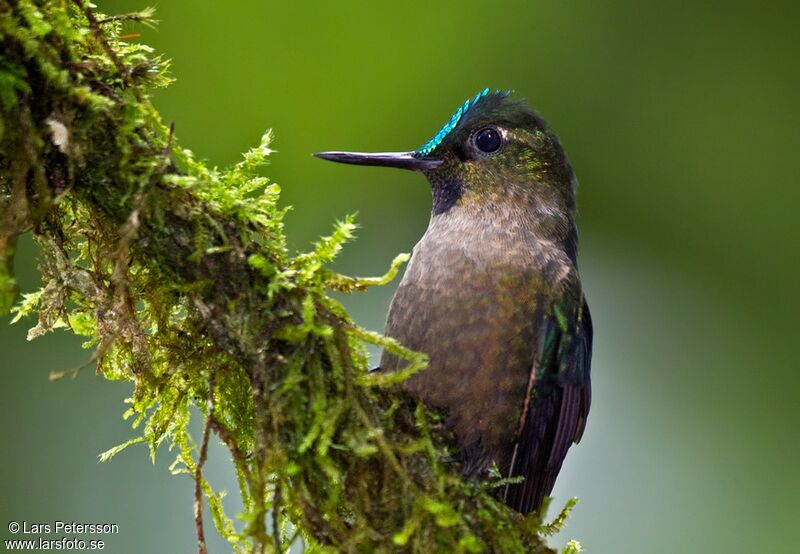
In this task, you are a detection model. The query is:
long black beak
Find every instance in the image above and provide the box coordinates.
[314,151,441,171]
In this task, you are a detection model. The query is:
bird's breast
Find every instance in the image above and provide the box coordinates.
[381,214,569,471]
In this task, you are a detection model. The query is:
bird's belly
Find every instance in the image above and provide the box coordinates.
[382,244,544,472]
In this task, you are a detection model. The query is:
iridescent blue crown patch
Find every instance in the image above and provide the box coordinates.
[414,88,508,158]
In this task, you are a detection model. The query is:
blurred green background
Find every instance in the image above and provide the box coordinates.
[2,1,798,552]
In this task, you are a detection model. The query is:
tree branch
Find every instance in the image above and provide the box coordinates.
[0,2,579,552]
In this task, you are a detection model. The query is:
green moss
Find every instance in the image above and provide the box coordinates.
[0,2,580,552]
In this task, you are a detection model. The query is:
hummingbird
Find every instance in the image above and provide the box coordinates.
[315,88,592,514]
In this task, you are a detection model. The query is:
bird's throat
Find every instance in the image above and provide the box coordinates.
[427,172,464,215]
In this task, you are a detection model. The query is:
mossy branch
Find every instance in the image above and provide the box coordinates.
[0,2,580,552]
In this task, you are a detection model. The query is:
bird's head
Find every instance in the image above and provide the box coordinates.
[316,88,576,219]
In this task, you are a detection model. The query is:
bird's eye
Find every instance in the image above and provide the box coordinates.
[474,126,503,154]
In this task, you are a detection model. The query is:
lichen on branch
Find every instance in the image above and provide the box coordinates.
[0,2,580,552]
